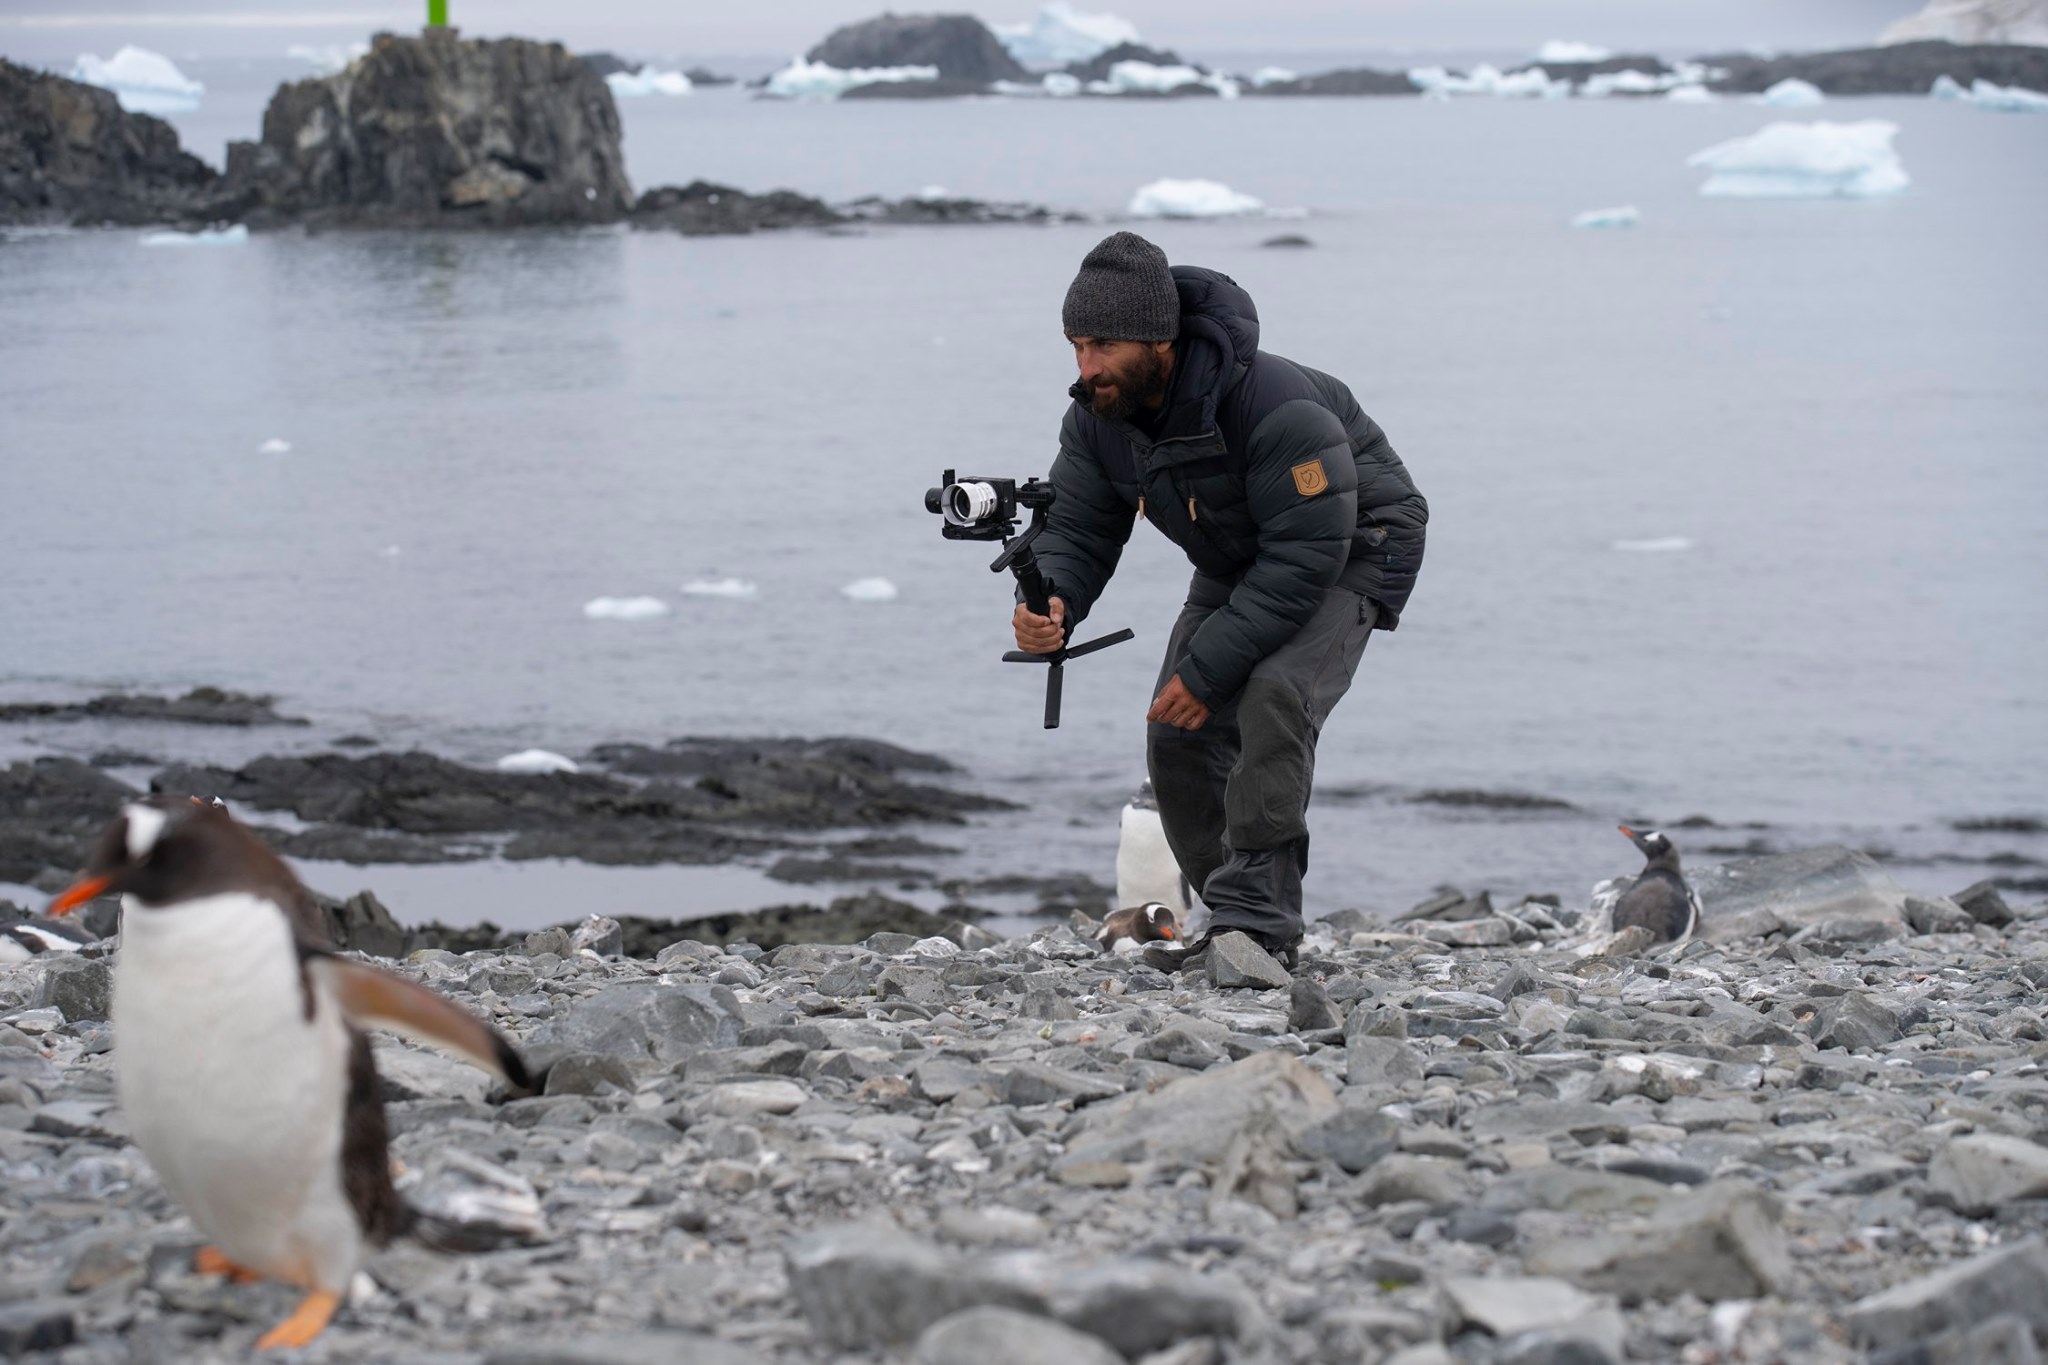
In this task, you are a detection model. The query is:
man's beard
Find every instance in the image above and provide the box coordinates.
[1088,347,1170,422]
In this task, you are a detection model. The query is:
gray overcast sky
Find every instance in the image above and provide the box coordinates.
[0,0,1924,63]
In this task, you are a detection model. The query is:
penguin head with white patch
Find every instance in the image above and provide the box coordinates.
[50,797,238,915]
[1619,825,1682,872]
[1140,901,1178,940]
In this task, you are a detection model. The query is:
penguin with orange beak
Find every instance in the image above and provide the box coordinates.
[1610,825,1703,944]
[50,796,531,1350]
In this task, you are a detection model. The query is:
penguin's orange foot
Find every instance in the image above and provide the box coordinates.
[192,1246,265,1284]
[254,1291,341,1351]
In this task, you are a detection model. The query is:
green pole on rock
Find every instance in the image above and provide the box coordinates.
[427,0,448,27]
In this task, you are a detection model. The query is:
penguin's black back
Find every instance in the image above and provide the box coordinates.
[1612,868,1696,943]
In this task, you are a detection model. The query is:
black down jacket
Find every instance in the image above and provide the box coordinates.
[1035,265,1427,707]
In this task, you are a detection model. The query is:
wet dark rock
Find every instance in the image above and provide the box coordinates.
[1249,66,1415,96]
[1410,788,1575,812]
[1953,815,2045,835]
[768,853,931,885]
[0,1302,76,1355]
[0,687,307,727]
[212,29,631,228]
[1693,845,1911,942]
[33,957,112,1022]
[0,756,139,885]
[840,77,996,99]
[1062,43,1189,82]
[837,193,1074,225]
[630,180,842,235]
[1954,880,2018,927]
[1261,234,1314,248]
[0,59,216,226]
[806,14,1030,84]
[1700,41,2048,95]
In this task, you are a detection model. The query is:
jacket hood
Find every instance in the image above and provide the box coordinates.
[1067,265,1259,443]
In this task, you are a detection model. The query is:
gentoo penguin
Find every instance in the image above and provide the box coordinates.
[1610,825,1703,944]
[1116,782,1202,938]
[49,797,531,1351]
[1096,901,1180,953]
[0,913,95,963]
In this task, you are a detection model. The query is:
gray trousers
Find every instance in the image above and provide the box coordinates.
[1146,582,1376,945]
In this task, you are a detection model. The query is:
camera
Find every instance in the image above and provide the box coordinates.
[923,472,1055,541]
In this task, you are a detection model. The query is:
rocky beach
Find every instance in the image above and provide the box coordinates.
[2,849,2045,1362]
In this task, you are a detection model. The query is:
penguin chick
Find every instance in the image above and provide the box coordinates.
[1610,825,1703,944]
[1096,901,1180,953]
[51,797,532,1351]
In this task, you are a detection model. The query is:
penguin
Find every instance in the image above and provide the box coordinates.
[1096,901,1180,953]
[0,913,95,963]
[1609,825,1703,944]
[1116,781,1203,938]
[49,797,531,1351]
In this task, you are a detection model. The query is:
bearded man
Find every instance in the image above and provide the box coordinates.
[1012,232,1427,972]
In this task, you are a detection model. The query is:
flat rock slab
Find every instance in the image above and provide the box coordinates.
[913,1307,1121,1365]
[1691,845,1910,941]
[1929,1134,2048,1214]
[1442,1276,1623,1355]
[1055,1051,1338,1174]
[524,982,745,1067]
[1847,1237,2048,1349]
[1525,1183,1792,1304]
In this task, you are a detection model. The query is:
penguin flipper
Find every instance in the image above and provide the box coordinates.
[308,955,532,1093]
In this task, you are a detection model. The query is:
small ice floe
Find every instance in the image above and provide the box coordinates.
[1129,178,1264,218]
[1090,61,1238,98]
[763,56,937,100]
[1933,74,2048,112]
[1409,64,1570,99]
[1041,71,1083,97]
[1613,536,1694,552]
[495,749,579,775]
[1249,66,1297,88]
[997,2,1141,68]
[916,185,951,201]
[1533,39,1613,64]
[1688,121,1909,198]
[1572,205,1641,229]
[140,225,248,247]
[582,596,670,620]
[286,41,368,74]
[1667,84,1719,103]
[1757,77,1826,108]
[606,67,692,97]
[840,576,900,602]
[1579,61,1716,99]
[258,437,291,454]
[71,46,204,115]
[680,576,759,599]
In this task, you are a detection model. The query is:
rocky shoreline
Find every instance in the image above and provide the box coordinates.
[1,853,2043,1362]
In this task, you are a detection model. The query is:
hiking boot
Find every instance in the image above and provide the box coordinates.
[1143,930,1299,976]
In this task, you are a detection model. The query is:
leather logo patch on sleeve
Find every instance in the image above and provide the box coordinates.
[1291,459,1329,497]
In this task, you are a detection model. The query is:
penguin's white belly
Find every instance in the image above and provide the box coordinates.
[113,894,362,1291]
[1117,804,1205,934]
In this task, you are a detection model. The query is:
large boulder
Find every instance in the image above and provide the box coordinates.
[0,58,216,225]
[215,29,631,227]
[1690,845,1911,942]
[807,15,1030,84]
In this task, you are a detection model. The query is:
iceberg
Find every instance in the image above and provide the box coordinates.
[1534,40,1613,63]
[583,596,670,620]
[1689,121,1909,198]
[680,576,759,599]
[762,56,937,100]
[1931,73,1971,100]
[1579,61,1717,98]
[606,67,692,97]
[998,2,1141,68]
[1408,64,1569,99]
[1572,205,1640,229]
[1758,77,1826,107]
[1249,66,1298,88]
[1961,76,2048,110]
[70,46,204,115]
[1666,84,1719,103]
[841,577,900,602]
[1089,61,1239,98]
[258,437,291,454]
[496,749,580,775]
[286,41,368,74]
[139,225,248,247]
[1041,71,1083,97]
[1129,178,1264,218]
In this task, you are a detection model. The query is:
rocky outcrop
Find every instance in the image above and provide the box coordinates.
[1882,0,2048,47]
[213,29,631,228]
[1249,65,1415,96]
[0,688,306,727]
[806,14,1030,84]
[1062,42,1188,82]
[0,58,217,226]
[1700,40,2048,93]
[631,181,842,235]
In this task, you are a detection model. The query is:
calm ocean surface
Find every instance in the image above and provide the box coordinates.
[3,70,2044,928]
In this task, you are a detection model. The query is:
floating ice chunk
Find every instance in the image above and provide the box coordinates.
[1666,84,1718,103]
[680,576,759,599]
[71,46,204,115]
[258,437,291,454]
[840,577,899,602]
[763,56,937,100]
[915,185,951,201]
[997,2,1142,68]
[1931,73,1970,100]
[1572,205,1640,229]
[1966,77,2048,111]
[1089,60,1238,98]
[1758,77,1826,107]
[606,67,692,97]
[1129,178,1263,218]
[1579,68,1665,98]
[1613,536,1694,552]
[1409,63,1570,99]
[495,749,580,775]
[1041,71,1082,97]
[1249,66,1297,88]
[139,225,248,247]
[1688,121,1909,198]
[286,41,368,74]
[1534,39,1613,63]
[583,596,670,620]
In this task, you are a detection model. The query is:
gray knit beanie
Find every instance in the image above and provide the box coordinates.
[1062,231,1180,342]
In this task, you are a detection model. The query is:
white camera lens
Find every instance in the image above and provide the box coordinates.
[945,481,999,526]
